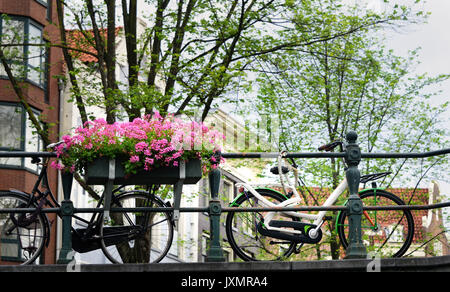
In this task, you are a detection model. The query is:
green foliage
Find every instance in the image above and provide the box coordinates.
[234,0,449,260]
[247,0,449,189]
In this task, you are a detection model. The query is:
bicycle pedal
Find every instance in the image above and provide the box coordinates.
[294,243,304,254]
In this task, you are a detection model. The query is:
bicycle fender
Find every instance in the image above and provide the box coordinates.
[229,192,246,207]
[359,187,386,193]
[255,188,290,200]
[9,189,30,197]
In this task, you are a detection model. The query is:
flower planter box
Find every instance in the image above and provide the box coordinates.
[84,157,202,185]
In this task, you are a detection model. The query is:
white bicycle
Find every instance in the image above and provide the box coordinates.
[225,141,415,261]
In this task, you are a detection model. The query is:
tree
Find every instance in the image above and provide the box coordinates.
[53,0,416,124]
[2,0,444,262]
[52,0,418,213]
[246,0,449,259]
[2,0,419,146]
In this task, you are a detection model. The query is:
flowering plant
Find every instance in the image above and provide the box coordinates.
[51,112,224,176]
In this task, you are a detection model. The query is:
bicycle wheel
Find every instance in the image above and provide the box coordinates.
[0,192,47,265]
[100,191,174,263]
[336,189,414,258]
[225,189,297,261]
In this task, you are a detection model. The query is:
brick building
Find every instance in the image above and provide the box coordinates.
[0,0,63,264]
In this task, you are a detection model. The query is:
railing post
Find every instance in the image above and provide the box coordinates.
[206,167,225,262]
[344,131,367,259]
[56,171,74,264]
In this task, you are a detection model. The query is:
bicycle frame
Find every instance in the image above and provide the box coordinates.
[234,150,383,239]
[235,177,348,236]
[19,158,105,234]
[235,150,351,237]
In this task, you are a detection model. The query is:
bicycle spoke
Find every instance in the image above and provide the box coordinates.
[226,189,297,261]
[337,189,414,258]
[0,193,46,265]
[100,192,173,264]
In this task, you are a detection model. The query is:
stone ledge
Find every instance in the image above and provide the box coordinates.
[1,255,449,272]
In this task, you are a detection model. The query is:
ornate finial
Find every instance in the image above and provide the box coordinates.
[346,131,358,144]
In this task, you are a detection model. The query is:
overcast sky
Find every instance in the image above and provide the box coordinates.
[384,0,450,107]
[380,0,450,207]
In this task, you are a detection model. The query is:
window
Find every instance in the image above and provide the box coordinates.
[28,23,44,84]
[201,233,210,262]
[168,229,179,257]
[0,15,46,88]
[0,237,22,262]
[35,0,48,7]
[43,40,50,103]
[222,248,233,262]
[0,18,25,79]
[222,180,233,203]
[0,103,43,172]
[199,178,210,216]
[0,104,23,150]
[46,0,52,21]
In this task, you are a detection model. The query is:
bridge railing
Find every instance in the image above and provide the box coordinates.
[0,131,449,263]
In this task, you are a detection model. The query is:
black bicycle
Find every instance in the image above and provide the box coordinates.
[0,145,174,265]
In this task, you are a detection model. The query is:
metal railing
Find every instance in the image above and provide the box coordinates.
[0,130,450,263]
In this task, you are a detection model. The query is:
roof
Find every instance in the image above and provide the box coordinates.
[65,27,123,62]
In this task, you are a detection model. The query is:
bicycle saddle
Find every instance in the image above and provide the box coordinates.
[47,141,65,150]
[360,171,391,184]
[270,166,289,175]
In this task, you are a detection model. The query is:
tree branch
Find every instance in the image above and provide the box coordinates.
[56,0,88,125]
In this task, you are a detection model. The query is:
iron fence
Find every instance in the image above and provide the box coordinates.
[0,131,449,263]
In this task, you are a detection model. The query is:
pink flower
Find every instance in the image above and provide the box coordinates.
[135,142,148,152]
[62,135,72,146]
[130,155,140,163]
[51,161,64,170]
[52,111,224,175]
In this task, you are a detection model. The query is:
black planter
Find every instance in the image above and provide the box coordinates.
[84,157,202,185]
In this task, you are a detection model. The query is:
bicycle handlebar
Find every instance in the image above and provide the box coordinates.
[318,141,343,152]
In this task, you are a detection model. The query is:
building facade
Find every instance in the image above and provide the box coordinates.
[0,0,63,264]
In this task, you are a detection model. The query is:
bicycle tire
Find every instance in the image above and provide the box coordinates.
[0,191,48,265]
[225,188,297,261]
[336,189,414,258]
[99,191,174,264]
